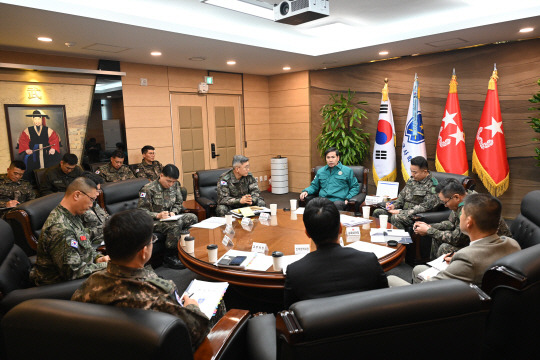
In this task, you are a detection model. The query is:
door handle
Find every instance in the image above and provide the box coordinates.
[211,143,220,158]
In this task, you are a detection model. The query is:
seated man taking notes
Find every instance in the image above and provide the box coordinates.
[72,209,210,352]
[300,147,359,211]
[388,193,520,287]
[284,198,388,308]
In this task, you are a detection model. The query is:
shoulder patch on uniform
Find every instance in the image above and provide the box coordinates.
[69,239,78,249]
[431,177,439,186]
[95,170,100,174]
[221,180,227,185]
[140,192,146,198]
[147,278,175,292]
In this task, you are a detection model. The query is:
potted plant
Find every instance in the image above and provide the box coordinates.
[317,89,370,165]
[528,78,540,166]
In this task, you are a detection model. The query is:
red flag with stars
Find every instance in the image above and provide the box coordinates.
[472,68,509,196]
[436,71,468,176]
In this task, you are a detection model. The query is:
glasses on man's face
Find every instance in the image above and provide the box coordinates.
[150,234,158,244]
[79,190,97,203]
[443,195,455,206]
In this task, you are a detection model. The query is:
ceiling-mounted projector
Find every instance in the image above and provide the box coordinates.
[274,0,329,25]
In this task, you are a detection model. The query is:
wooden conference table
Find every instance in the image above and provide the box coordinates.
[178,210,405,289]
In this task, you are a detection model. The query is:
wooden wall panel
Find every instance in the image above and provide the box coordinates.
[167,67,206,93]
[270,105,310,124]
[121,62,168,86]
[309,39,540,217]
[124,107,171,128]
[243,75,269,92]
[122,84,170,107]
[244,107,269,125]
[244,90,270,108]
[269,88,310,108]
[208,72,242,94]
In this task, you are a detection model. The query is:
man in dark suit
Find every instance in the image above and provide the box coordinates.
[284,197,388,308]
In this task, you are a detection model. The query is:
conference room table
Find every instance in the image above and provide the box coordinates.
[178,209,406,289]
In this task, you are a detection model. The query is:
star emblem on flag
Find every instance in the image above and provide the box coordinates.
[442,110,457,128]
[485,117,503,138]
[449,128,465,145]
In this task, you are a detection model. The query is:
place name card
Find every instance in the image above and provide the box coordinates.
[251,242,268,254]
[222,235,234,247]
[295,244,310,255]
[346,227,361,237]
[259,212,270,221]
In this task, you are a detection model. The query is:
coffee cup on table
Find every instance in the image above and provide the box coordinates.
[225,214,233,226]
[379,215,388,229]
[179,230,190,247]
[272,251,284,271]
[184,236,195,253]
[207,244,218,263]
[362,206,370,219]
[290,199,297,211]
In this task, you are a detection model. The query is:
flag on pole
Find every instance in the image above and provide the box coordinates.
[435,70,468,175]
[472,65,510,196]
[373,79,397,186]
[401,74,427,181]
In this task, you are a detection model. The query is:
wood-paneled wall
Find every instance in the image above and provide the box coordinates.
[310,39,540,218]
[269,71,311,193]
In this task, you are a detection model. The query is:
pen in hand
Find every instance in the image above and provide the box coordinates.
[443,251,455,263]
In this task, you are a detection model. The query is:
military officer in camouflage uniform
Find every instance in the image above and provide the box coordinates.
[96,149,135,182]
[39,153,83,196]
[134,145,163,181]
[0,161,36,218]
[72,209,210,351]
[373,156,440,229]
[413,179,512,259]
[31,177,109,286]
[81,171,110,245]
[216,155,265,216]
[138,164,198,269]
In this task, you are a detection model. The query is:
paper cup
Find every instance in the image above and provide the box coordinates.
[270,204,277,215]
[207,244,218,263]
[225,214,233,226]
[179,230,190,247]
[379,215,388,229]
[290,199,297,211]
[184,236,195,253]
[290,212,297,220]
[272,251,284,271]
[362,206,370,219]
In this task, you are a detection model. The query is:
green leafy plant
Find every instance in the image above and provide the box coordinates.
[528,78,540,166]
[317,89,370,165]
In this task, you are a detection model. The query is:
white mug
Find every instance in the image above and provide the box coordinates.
[184,236,195,253]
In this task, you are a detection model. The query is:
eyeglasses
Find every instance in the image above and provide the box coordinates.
[150,234,158,244]
[443,195,456,206]
[79,190,97,203]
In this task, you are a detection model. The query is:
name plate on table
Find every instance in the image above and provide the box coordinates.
[346,227,361,237]
[259,212,270,221]
[295,244,310,255]
[241,217,254,231]
[222,235,234,247]
[251,242,268,254]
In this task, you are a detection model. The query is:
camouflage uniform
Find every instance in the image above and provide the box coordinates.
[0,174,36,218]
[428,191,513,258]
[216,169,266,217]
[71,263,210,351]
[96,162,135,183]
[30,204,106,286]
[373,173,439,229]
[138,180,198,249]
[81,203,110,245]
[134,160,163,181]
[40,164,83,196]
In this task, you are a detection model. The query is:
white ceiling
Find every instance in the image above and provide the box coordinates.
[0,0,539,75]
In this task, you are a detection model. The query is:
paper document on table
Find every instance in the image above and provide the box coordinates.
[346,241,394,259]
[191,217,226,229]
[245,254,273,271]
[340,214,372,227]
[376,181,399,198]
[426,254,450,272]
[183,279,228,318]
[365,195,383,205]
[281,254,306,274]
[369,229,412,244]
[160,214,184,222]
[294,207,305,214]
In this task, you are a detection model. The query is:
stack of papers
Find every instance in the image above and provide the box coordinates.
[191,217,227,229]
[340,214,372,227]
[370,228,413,244]
[345,241,395,259]
[365,195,383,205]
[215,249,273,271]
[230,206,272,218]
[183,279,228,318]
[376,181,399,198]
[417,254,450,281]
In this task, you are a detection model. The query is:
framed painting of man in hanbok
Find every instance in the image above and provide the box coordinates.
[4,104,69,181]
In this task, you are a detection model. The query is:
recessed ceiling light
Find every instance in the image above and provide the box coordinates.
[379,51,389,56]
[283,66,291,71]
[151,51,162,56]
[519,27,534,33]
[227,60,236,65]
[37,37,52,42]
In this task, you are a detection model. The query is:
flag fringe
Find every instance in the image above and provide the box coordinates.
[435,155,469,176]
[401,161,410,182]
[373,167,397,187]
[472,151,509,197]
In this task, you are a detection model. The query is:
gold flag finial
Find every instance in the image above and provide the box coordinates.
[382,79,389,101]
[449,69,458,94]
[488,64,499,90]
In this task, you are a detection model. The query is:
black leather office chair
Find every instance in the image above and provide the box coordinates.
[193,168,231,218]
[5,192,64,255]
[481,244,540,359]
[247,280,489,360]
[509,190,540,249]
[298,165,369,212]
[99,178,149,214]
